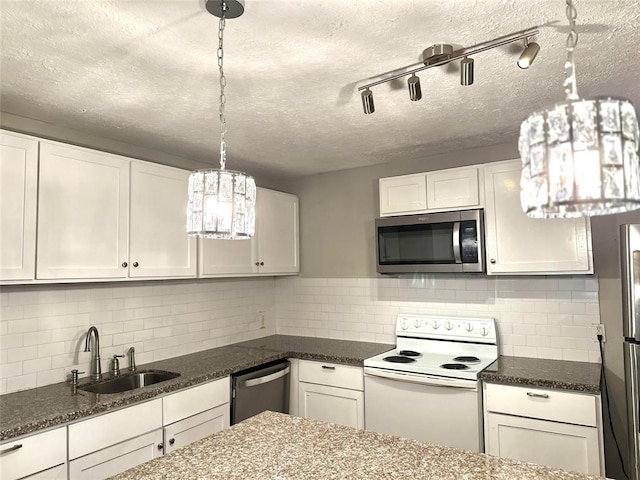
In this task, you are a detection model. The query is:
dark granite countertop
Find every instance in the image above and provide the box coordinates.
[109,411,604,480]
[0,335,393,441]
[479,356,602,393]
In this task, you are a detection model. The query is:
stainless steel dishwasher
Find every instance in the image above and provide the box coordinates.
[231,360,290,424]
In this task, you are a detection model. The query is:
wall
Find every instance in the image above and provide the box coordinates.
[0,277,276,394]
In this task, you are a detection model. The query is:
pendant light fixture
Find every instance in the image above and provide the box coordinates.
[519,0,640,218]
[187,0,256,239]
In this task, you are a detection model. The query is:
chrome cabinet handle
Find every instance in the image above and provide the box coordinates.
[122,262,128,268]
[321,365,336,370]
[157,443,164,451]
[490,259,496,264]
[169,438,175,445]
[133,262,139,267]
[0,444,23,455]
[526,392,549,399]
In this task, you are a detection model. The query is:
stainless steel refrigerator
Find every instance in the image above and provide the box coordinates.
[622,223,640,480]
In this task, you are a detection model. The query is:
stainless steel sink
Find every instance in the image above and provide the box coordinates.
[78,370,180,394]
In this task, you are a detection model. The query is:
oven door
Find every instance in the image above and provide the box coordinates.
[364,368,482,452]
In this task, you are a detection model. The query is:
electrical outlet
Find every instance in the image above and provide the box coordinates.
[591,324,606,343]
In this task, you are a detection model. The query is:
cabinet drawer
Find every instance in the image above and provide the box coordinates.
[163,377,229,425]
[68,398,162,459]
[0,427,66,480]
[164,403,229,454]
[298,360,363,391]
[485,383,597,427]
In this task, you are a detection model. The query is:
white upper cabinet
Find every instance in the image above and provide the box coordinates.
[37,141,130,280]
[0,131,38,282]
[379,173,427,216]
[129,161,196,278]
[379,166,480,216]
[256,188,299,274]
[483,160,593,274]
[200,187,299,276]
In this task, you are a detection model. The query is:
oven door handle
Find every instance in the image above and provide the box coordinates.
[364,367,477,390]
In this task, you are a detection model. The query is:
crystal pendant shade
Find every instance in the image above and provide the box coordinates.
[186,169,256,239]
[519,97,640,218]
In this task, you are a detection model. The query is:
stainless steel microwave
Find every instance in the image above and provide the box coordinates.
[375,209,485,274]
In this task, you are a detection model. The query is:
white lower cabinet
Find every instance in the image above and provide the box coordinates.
[483,383,604,476]
[68,398,163,480]
[163,404,229,454]
[161,377,230,454]
[68,429,163,480]
[296,359,364,429]
[0,426,66,480]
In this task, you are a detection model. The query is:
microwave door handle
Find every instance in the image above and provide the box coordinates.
[453,221,462,263]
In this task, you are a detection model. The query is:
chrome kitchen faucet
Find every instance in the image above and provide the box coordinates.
[84,326,102,381]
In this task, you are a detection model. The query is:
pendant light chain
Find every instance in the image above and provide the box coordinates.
[218,3,227,170]
[563,0,579,101]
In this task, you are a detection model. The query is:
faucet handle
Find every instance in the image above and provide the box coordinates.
[113,354,125,359]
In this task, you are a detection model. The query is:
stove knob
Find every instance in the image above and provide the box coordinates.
[464,322,473,332]
[413,319,421,328]
[431,321,440,329]
[400,320,408,330]
[481,327,489,336]
[445,321,453,331]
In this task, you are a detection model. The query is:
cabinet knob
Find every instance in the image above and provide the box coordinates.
[169,438,175,445]
[133,262,139,268]
[260,262,264,266]
[490,259,496,264]
[157,443,164,451]
[122,262,128,268]
[255,262,260,266]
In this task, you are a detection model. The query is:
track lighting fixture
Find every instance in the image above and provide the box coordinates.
[408,74,422,101]
[517,38,540,69]
[461,57,474,86]
[361,88,375,114]
[358,27,539,114]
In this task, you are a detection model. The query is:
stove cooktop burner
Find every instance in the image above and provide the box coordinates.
[453,356,480,363]
[398,350,421,357]
[384,356,417,363]
[440,363,470,370]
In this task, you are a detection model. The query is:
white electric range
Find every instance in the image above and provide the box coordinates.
[364,314,498,452]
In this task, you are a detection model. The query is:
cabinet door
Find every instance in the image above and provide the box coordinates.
[163,403,229,454]
[129,162,196,278]
[379,173,427,216]
[199,236,257,275]
[298,382,364,429]
[68,429,163,480]
[0,426,66,480]
[483,160,592,274]
[37,142,130,279]
[257,188,299,274]
[0,131,38,281]
[426,166,480,210]
[486,412,602,476]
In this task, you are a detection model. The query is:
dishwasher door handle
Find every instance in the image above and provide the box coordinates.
[241,366,290,388]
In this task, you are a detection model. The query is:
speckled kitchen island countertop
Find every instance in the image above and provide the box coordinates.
[479,356,602,393]
[0,335,393,441]
[109,411,604,480]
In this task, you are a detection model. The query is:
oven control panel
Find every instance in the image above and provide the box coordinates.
[396,314,496,344]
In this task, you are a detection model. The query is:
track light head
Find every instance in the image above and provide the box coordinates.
[408,74,422,101]
[361,88,375,114]
[461,57,474,86]
[518,40,540,69]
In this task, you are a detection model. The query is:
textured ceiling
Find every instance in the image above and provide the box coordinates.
[1,0,640,179]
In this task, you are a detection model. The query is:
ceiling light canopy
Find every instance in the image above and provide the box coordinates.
[187,0,256,239]
[519,0,640,218]
[358,28,539,114]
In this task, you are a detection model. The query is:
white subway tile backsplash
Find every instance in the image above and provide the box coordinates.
[0,278,277,394]
[276,275,600,363]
